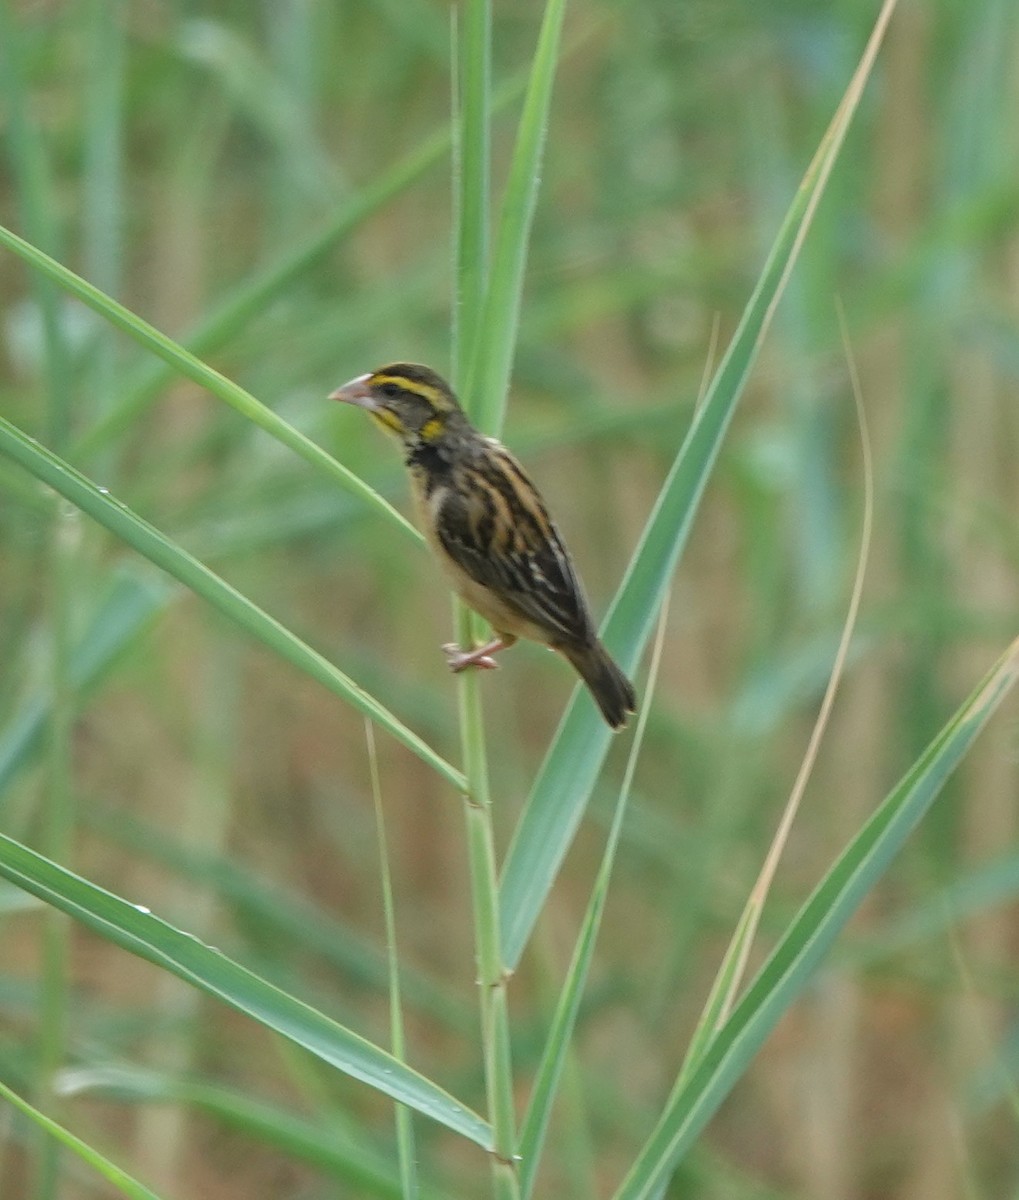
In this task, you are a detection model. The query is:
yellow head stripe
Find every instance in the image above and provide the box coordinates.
[371,374,454,412]
[420,417,445,442]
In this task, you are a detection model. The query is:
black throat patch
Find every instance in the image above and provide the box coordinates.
[406,438,454,485]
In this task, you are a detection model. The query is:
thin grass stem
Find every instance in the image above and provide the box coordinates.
[365,720,419,1199]
[452,5,521,1196]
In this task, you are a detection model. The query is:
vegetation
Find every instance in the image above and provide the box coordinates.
[1,1,1018,1197]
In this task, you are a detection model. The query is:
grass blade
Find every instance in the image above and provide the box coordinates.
[0,417,465,791]
[85,804,470,1031]
[612,637,1019,1199]
[74,47,557,459]
[499,0,899,970]
[0,1078,164,1200]
[74,132,452,459]
[364,720,419,1199]
[0,833,491,1149]
[60,1065,447,1200]
[451,9,522,1197]
[467,0,567,435]
[451,0,490,385]
[0,221,420,545]
[519,603,670,1198]
[679,303,876,1078]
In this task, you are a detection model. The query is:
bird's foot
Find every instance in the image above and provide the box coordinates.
[442,639,506,673]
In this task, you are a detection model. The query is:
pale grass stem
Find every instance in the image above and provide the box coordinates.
[364,718,419,1199]
[714,300,875,1029]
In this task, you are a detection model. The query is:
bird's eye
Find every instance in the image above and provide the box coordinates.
[378,382,401,398]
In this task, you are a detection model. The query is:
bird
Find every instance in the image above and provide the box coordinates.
[329,363,636,729]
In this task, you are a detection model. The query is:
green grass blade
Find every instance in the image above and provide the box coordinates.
[451,0,490,385]
[679,316,874,1083]
[0,417,465,791]
[60,1065,447,1200]
[85,804,470,1031]
[612,637,1019,1200]
[451,11,523,1197]
[518,607,668,1198]
[467,0,567,434]
[0,834,491,1149]
[74,133,452,459]
[498,1,896,970]
[0,1078,164,1200]
[365,720,419,1199]
[74,50,551,459]
[0,221,420,545]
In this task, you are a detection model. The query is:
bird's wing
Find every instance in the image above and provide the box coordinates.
[435,443,594,643]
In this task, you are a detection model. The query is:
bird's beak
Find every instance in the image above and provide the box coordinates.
[329,374,377,409]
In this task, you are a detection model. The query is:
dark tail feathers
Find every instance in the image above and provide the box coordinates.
[562,641,637,730]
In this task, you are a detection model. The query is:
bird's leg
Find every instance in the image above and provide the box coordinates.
[442,634,517,673]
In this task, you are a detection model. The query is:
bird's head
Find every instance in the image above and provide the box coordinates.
[330,363,465,450]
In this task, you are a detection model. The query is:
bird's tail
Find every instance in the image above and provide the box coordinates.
[561,640,637,730]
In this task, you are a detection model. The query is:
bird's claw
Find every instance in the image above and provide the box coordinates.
[442,643,501,673]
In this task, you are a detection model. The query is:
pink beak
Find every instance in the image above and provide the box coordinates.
[328,374,376,408]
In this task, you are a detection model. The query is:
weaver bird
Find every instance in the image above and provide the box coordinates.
[330,364,636,729]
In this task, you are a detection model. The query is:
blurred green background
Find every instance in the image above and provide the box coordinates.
[2,0,1019,1197]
